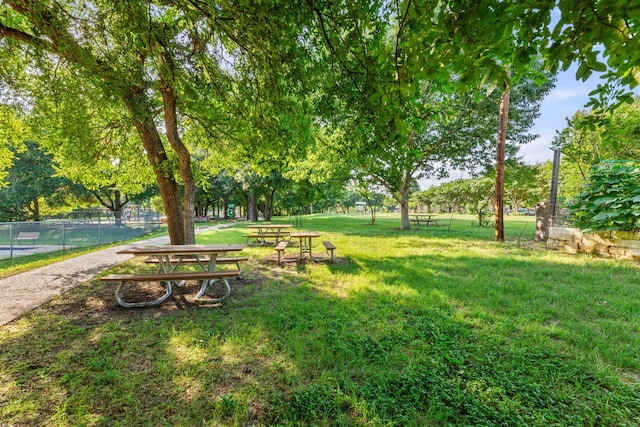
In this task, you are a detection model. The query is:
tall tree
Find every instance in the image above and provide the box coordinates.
[0,1,197,242]
[307,2,553,229]
[28,69,156,225]
[0,140,73,221]
[495,74,511,241]
[504,162,544,214]
[0,1,313,243]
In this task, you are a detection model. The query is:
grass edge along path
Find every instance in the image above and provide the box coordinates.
[1,214,639,426]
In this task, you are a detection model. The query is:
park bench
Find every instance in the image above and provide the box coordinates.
[101,270,241,307]
[144,256,248,274]
[13,231,40,245]
[322,241,336,263]
[274,241,289,265]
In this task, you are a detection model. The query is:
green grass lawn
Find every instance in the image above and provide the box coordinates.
[1,214,639,426]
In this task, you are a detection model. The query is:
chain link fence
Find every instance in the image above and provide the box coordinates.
[0,214,162,260]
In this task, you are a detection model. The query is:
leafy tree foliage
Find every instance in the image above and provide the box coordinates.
[554,98,640,179]
[0,140,76,221]
[394,0,638,113]
[27,73,156,224]
[458,177,495,226]
[0,0,314,243]
[351,177,386,225]
[414,161,551,224]
[195,170,243,219]
[305,0,554,229]
[504,162,546,213]
[552,97,640,215]
[0,104,24,184]
[336,190,361,214]
[1,0,637,234]
[570,161,640,233]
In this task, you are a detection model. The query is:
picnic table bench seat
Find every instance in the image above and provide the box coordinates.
[243,232,290,238]
[274,241,288,265]
[322,241,336,263]
[144,256,248,273]
[410,219,439,226]
[101,270,241,307]
[13,231,40,244]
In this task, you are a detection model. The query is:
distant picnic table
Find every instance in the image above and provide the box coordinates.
[243,224,292,246]
[411,214,439,227]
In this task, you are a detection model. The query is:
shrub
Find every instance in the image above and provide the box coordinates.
[570,161,640,233]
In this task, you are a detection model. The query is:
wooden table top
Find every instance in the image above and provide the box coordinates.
[117,244,245,255]
[246,224,293,229]
[290,231,321,238]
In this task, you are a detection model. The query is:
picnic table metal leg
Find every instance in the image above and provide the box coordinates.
[194,254,230,302]
[159,255,190,287]
[296,237,320,262]
[114,280,173,308]
[298,237,310,258]
[195,277,231,302]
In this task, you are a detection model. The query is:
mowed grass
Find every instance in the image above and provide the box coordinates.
[1,214,639,426]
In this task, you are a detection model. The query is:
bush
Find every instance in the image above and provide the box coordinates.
[570,161,640,233]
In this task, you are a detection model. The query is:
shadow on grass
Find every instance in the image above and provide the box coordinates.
[1,237,639,426]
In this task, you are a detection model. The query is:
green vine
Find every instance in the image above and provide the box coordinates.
[570,161,640,233]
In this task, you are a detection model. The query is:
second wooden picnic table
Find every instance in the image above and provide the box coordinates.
[244,224,293,246]
[290,231,321,261]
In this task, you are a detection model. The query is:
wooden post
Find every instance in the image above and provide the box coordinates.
[495,71,511,242]
[549,148,561,226]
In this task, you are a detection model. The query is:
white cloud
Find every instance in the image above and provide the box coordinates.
[520,139,554,164]
[546,88,581,101]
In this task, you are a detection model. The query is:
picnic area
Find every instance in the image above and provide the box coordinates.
[1,2,639,426]
[1,213,639,426]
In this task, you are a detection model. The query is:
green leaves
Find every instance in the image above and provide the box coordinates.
[570,161,640,232]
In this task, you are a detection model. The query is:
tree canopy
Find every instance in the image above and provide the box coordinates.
[0,0,637,234]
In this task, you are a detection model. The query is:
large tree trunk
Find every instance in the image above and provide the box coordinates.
[131,115,186,244]
[246,191,259,221]
[30,198,40,222]
[264,187,276,221]
[397,171,412,229]
[399,188,411,229]
[161,81,196,244]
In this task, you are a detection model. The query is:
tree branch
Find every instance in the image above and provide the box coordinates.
[0,23,50,49]
[304,0,363,95]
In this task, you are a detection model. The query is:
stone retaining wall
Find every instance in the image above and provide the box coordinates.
[547,227,640,260]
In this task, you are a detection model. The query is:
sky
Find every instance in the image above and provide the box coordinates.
[519,64,602,165]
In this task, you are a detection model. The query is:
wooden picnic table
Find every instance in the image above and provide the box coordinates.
[411,214,439,227]
[102,244,245,307]
[244,224,292,246]
[290,231,321,261]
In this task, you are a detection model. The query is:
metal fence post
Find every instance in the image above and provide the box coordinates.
[9,223,13,259]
